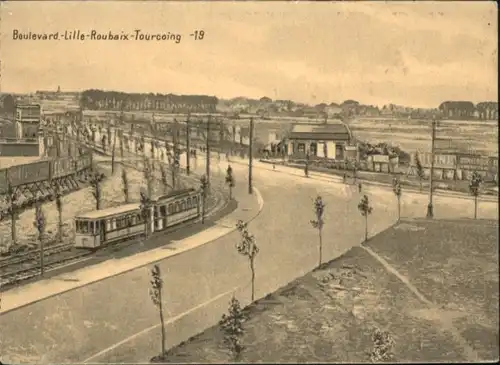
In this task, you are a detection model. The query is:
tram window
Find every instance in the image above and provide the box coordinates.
[168,204,173,214]
[180,200,186,211]
[81,221,88,234]
[111,218,116,230]
[187,198,192,209]
[175,202,180,213]
[193,196,198,205]
[106,219,111,231]
[96,221,100,232]
[131,215,136,225]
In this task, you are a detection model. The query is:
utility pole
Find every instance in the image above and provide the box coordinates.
[426,117,437,218]
[248,117,254,194]
[219,118,224,152]
[206,115,211,189]
[186,113,191,175]
[111,121,117,174]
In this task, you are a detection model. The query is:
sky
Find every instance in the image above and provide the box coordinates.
[0,1,497,108]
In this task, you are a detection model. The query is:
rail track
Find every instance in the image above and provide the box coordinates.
[0,138,228,289]
[0,190,225,289]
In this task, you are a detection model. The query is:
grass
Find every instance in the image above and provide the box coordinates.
[157,218,499,363]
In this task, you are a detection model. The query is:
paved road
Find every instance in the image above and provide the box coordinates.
[0,152,497,363]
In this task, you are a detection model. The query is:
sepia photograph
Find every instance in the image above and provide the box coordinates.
[0,1,498,363]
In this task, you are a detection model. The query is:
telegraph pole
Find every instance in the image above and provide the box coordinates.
[426,117,437,218]
[248,117,254,194]
[186,113,191,175]
[206,115,211,189]
[219,118,224,152]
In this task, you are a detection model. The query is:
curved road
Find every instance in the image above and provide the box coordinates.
[0,152,497,363]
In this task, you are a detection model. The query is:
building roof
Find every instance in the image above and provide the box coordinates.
[289,120,352,141]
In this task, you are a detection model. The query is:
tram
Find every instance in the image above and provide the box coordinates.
[74,188,202,249]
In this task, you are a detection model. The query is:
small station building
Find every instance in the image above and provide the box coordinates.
[286,120,354,160]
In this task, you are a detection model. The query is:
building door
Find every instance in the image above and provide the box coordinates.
[335,144,344,160]
[310,142,317,157]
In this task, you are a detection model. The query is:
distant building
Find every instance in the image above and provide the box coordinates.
[15,104,41,139]
[286,120,353,160]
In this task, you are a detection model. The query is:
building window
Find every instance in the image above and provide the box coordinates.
[297,143,305,153]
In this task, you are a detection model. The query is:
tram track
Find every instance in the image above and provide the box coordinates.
[0,241,75,270]
[0,188,226,290]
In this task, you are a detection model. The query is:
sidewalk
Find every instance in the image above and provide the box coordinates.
[0,184,264,315]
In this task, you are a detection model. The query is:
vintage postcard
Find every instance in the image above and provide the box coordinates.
[0,1,498,363]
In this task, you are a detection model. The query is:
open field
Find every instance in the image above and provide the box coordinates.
[160,218,499,363]
[348,118,498,156]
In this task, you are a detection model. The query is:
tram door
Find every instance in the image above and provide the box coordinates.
[99,220,106,243]
[160,205,167,231]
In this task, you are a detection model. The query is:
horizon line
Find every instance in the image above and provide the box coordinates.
[1,89,498,111]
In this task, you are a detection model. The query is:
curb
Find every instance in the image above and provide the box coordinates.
[0,187,264,316]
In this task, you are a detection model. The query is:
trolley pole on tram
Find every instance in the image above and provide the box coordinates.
[426,117,437,218]
[248,117,254,194]
[206,115,211,190]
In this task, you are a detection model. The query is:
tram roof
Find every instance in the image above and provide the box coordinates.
[76,203,140,220]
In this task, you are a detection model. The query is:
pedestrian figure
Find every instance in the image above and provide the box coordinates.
[358,182,362,193]
[343,173,347,184]
[273,163,276,170]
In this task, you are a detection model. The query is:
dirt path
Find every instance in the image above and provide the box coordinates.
[361,244,482,362]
